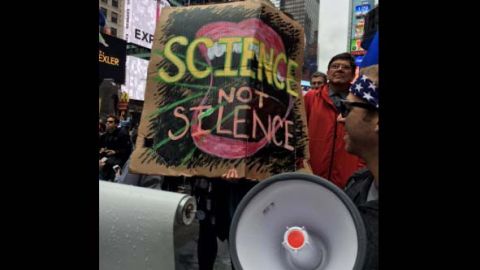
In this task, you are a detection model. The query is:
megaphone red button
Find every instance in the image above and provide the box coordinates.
[287,229,305,249]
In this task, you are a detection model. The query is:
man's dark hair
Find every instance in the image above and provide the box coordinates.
[311,71,327,82]
[107,114,120,124]
[328,52,356,74]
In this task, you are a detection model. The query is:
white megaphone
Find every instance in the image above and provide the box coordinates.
[99,181,196,270]
[229,172,367,270]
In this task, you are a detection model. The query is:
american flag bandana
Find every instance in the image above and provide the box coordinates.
[349,75,379,109]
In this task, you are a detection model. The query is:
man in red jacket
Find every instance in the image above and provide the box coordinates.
[303,52,365,188]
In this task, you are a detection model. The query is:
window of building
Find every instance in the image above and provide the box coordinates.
[101,0,108,3]
[111,27,117,37]
[112,0,118,8]
[111,12,118,24]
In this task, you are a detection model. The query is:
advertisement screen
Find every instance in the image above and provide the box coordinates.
[124,0,170,49]
[99,34,127,84]
[350,0,374,54]
[121,56,149,101]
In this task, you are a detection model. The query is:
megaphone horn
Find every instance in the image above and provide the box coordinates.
[229,172,367,270]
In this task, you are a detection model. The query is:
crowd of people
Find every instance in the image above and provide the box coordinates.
[99,51,378,270]
[99,1,378,268]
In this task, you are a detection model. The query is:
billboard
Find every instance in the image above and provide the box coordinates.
[354,2,371,17]
[350,38,365,55]
[350,0,374,55]
[129,1,311,180]
[121,56,149,100]
[124,0,170,49]
[99,34,127,84]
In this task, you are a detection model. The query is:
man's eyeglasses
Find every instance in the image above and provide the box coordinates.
[339,100,377,118]
[106,120,115,123]
[311,81,324,86]
[330,64,352,71]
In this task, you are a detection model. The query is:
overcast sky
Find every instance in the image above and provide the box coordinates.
[317,0,351,72]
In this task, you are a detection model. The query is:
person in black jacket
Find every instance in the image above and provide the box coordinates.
[99,115,132,181]
[337,50,379,269]
[193,171,257,270]
[344,168,378,270]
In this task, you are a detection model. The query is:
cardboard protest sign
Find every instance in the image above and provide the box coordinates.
[130,0,311,180]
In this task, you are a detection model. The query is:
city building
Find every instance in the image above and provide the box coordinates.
[99,0,125,38]
[280,0,319,80]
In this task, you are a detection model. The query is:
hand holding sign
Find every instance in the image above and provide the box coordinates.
[222,168,240,180]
